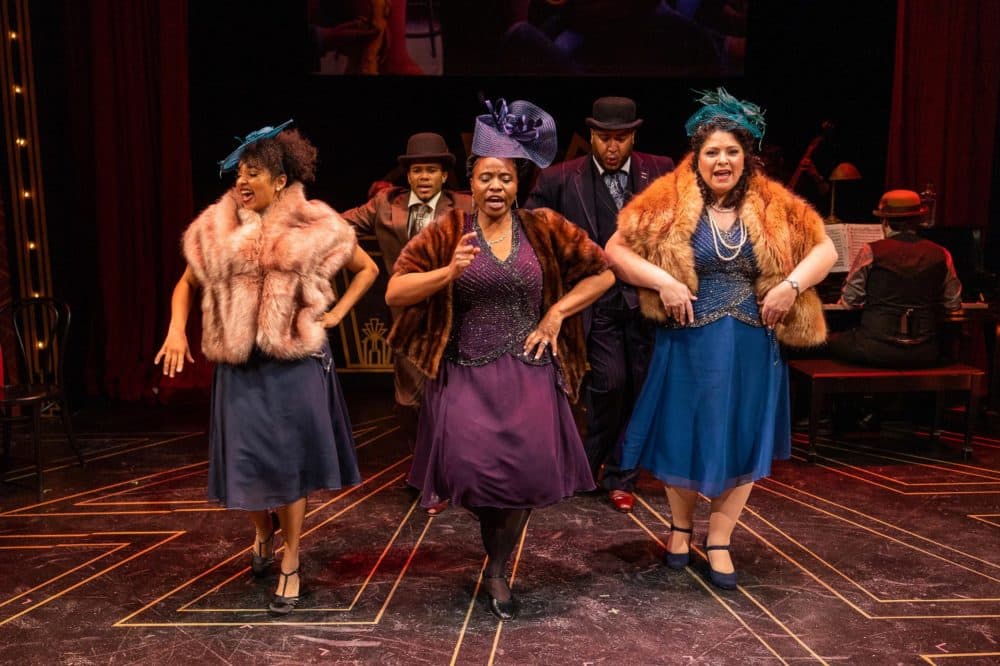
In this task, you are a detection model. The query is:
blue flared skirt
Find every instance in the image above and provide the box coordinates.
[207,342,361,510]
[621,317,790,497]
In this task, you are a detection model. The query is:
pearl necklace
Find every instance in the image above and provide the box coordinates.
[708,201,736,213]
[706,207,747,261]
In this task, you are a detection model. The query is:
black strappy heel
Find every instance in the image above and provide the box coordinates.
[704,543,738,590]
[664,524,693,570]
[250,512,279,578]
[268,567,306,615]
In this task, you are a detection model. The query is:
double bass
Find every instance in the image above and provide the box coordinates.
[787,120,835,192]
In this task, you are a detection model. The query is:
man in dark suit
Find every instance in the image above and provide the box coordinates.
[526,97,673,512]
[341,133,473,513]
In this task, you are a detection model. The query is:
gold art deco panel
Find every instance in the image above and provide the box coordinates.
[331,233,393,373]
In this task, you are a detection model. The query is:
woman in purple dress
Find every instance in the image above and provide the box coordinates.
[386,100,614,619]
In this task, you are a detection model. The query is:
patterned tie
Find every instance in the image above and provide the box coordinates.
[408,203,432,237]
[604,170,628,210]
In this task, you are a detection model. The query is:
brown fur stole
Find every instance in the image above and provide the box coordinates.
[183,182,357,363]
[388,207,609,402]
[617,154,828,347]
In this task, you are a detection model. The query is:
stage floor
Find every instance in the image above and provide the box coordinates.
[1,388,998,664]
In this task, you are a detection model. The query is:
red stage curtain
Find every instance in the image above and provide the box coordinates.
[886,0,1000,228]
[88,0,207,399]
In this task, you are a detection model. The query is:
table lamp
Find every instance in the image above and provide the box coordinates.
[827,162,862,222]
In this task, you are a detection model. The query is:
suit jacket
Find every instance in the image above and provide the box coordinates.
[526,151,674,330]
[340,186,474,277]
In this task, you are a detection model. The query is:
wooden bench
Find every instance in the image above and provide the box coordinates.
[788,359,985,461]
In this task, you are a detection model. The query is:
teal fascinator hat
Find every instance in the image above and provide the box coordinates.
[684,88,766,144]
[217,119,293,177]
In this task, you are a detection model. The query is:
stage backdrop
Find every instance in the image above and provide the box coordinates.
[11,0,998,402]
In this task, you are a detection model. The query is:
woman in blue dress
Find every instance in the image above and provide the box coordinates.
[606,89,837,589]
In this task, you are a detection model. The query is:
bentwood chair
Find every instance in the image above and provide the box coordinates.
[0,298,85,501]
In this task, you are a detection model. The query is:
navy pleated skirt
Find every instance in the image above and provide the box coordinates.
[207,342,361,510]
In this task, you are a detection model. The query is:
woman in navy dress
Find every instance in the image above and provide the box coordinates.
[155,123,378,613]
[387,100,613,619]
[606,90,837,589]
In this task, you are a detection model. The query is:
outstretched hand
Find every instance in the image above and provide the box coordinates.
[154,330,194,378]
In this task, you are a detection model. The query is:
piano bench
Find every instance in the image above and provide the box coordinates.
[788,359,984,461]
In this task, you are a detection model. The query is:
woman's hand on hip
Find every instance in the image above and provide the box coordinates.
[448,232,480,281]
[657,276,697,325]
[759,281,797,328]
[154,329,194,378]
[319,310,343,329]
[523,307,563,360]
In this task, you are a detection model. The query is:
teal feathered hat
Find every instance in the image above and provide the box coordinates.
[684,88,766,143]
[217,119,293,177]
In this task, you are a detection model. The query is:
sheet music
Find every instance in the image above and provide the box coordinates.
[825,223,884,272]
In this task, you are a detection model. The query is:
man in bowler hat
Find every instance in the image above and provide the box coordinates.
[341,133,473,512]
[527,97,674,512]
[829,189,961,368]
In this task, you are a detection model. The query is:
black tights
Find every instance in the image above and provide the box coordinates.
[473,507,530,601]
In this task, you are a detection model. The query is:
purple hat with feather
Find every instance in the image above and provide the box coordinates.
[471,99,558,168]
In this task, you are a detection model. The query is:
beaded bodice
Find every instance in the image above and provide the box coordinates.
[689,213,762,328]
[444,213,550,366]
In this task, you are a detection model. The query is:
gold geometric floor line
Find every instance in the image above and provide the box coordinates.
[180,483,418,613]
[788,450,999,497]
[967,514,1000,529]
[736,499,1000,621]
[487,514,530,666]
[790,435,1000,475]
[791,431,999,473]
[1,431,203,483]
[448,516,532,666]
[77,418,399,512]
[631,493,829,666]
[920,652,1000,664]
[0,460,211,517]
[153,457,412,613]
[790,436,1000,484]
[0,531,185,626]
[757,479,1000,583]
[738,507,999,620]
[114,456,427,626]
[1,424,405,517]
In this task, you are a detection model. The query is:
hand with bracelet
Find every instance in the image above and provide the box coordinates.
[759,277,799,329]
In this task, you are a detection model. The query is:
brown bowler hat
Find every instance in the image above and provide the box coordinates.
[398,132,456,167]
[873,189,929,218]
[585,96,643,131]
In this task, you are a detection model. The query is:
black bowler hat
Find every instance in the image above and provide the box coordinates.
[397,132,456,167]
[585,97,643,131]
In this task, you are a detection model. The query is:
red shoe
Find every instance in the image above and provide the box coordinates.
[426,498,450,515]
[609,490,634,513]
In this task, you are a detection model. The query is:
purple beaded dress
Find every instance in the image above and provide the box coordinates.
[407,213,595,509]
